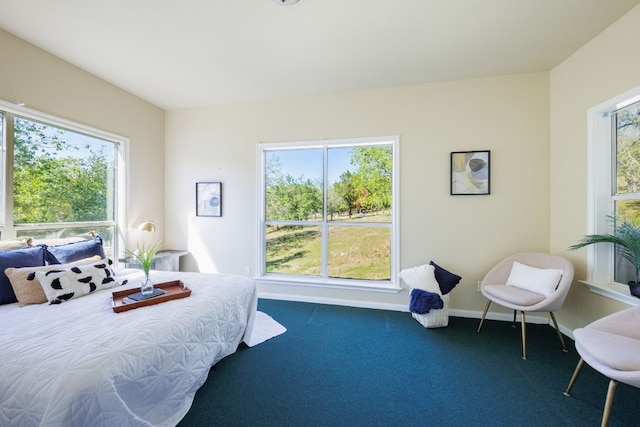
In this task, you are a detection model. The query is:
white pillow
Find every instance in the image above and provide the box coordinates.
[36,259,126,304]
[6,255,102,306]
[399,264,441,295]
[506,261,563,296]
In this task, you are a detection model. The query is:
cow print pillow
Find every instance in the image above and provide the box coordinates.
[35,259,127,304]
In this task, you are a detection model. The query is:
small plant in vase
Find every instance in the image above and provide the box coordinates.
[125,242,162,296]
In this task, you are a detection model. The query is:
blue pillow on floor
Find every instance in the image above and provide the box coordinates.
[0,246,47,305]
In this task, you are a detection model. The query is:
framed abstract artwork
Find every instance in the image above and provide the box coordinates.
[196,182,222,216]
[450,150,490,195]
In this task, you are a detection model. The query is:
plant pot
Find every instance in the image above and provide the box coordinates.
[628,281,640,298]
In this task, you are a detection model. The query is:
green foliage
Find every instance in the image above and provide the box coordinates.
[266,175,323,221]
[326,188,344,220]
[348,146,392,212]
[12,117,111,224]
[124,242,162,276]
[265,145,392,221]
[616,103,640,194]
[569,214,640,283]
[332,170,360,216]
[266,154,322,221]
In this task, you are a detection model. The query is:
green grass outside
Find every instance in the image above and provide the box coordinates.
[266,214,390,280]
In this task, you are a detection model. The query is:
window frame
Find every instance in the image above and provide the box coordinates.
[256,136,401,292]
[584,88,640,305]
[0,100,128,259]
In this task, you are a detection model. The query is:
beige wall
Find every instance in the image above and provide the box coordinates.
[165,73,551,312]
[550,5,640,330]
[0,29,165,246]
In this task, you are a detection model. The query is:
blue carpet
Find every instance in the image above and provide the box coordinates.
[178,299,640,426]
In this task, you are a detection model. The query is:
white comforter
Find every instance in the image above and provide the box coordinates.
[0,269,257,427]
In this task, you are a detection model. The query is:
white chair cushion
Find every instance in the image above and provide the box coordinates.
[505,261,563,296]
[575,328,640,371]
[483,284,546,306]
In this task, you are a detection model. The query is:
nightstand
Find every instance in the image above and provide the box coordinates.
[122,250,189,272]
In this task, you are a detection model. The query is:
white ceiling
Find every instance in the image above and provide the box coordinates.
[0,0,638,110]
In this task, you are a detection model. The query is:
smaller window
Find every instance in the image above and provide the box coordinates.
[613,100,640,284]
[587,87,640,303]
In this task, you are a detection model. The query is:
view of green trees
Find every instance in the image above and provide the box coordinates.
[616,102,640,221]
[264,145,393,280]
[266,145,392,221]
[12,116,113,225]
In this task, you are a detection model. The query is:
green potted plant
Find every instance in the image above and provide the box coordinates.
[125,242,162,295]
[569,214,640,298]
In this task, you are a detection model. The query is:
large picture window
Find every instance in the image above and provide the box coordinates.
[257,137,399,291]
[0,102,127,258]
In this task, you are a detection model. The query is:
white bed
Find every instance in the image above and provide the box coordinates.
[0,268,257,427]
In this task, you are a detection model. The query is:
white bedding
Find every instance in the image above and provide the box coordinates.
[0,269,257,427]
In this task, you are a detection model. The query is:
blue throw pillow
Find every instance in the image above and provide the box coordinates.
[430,261,461,295]
[0,246,47,305]
[45,235,106,264]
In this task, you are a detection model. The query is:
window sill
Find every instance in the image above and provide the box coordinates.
[579,280,640,306]
[256,274,402,294]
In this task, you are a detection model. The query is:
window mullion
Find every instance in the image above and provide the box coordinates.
[611,112,618,200]
[321,147,328,278]
[4,113,15,239]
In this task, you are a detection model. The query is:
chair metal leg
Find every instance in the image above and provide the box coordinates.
[520,311,527,360]
[601,379,618,427]
[563,358,584,396]
[563,358,618,427]
[549,312,568,352]
[477,300,491,332]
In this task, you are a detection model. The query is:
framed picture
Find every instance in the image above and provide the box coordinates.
[196,182,222,216]
[450,150,490,195]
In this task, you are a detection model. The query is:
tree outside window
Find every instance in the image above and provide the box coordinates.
[614,101,640,283]
[0,105,125,257]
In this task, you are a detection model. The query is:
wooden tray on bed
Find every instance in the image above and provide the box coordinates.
[111,280,191,313]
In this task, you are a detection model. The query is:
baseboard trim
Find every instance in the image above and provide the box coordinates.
[257,292,575,340]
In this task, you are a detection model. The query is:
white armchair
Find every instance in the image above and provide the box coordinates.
[563,305,640,427]
[476,252,574,360]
